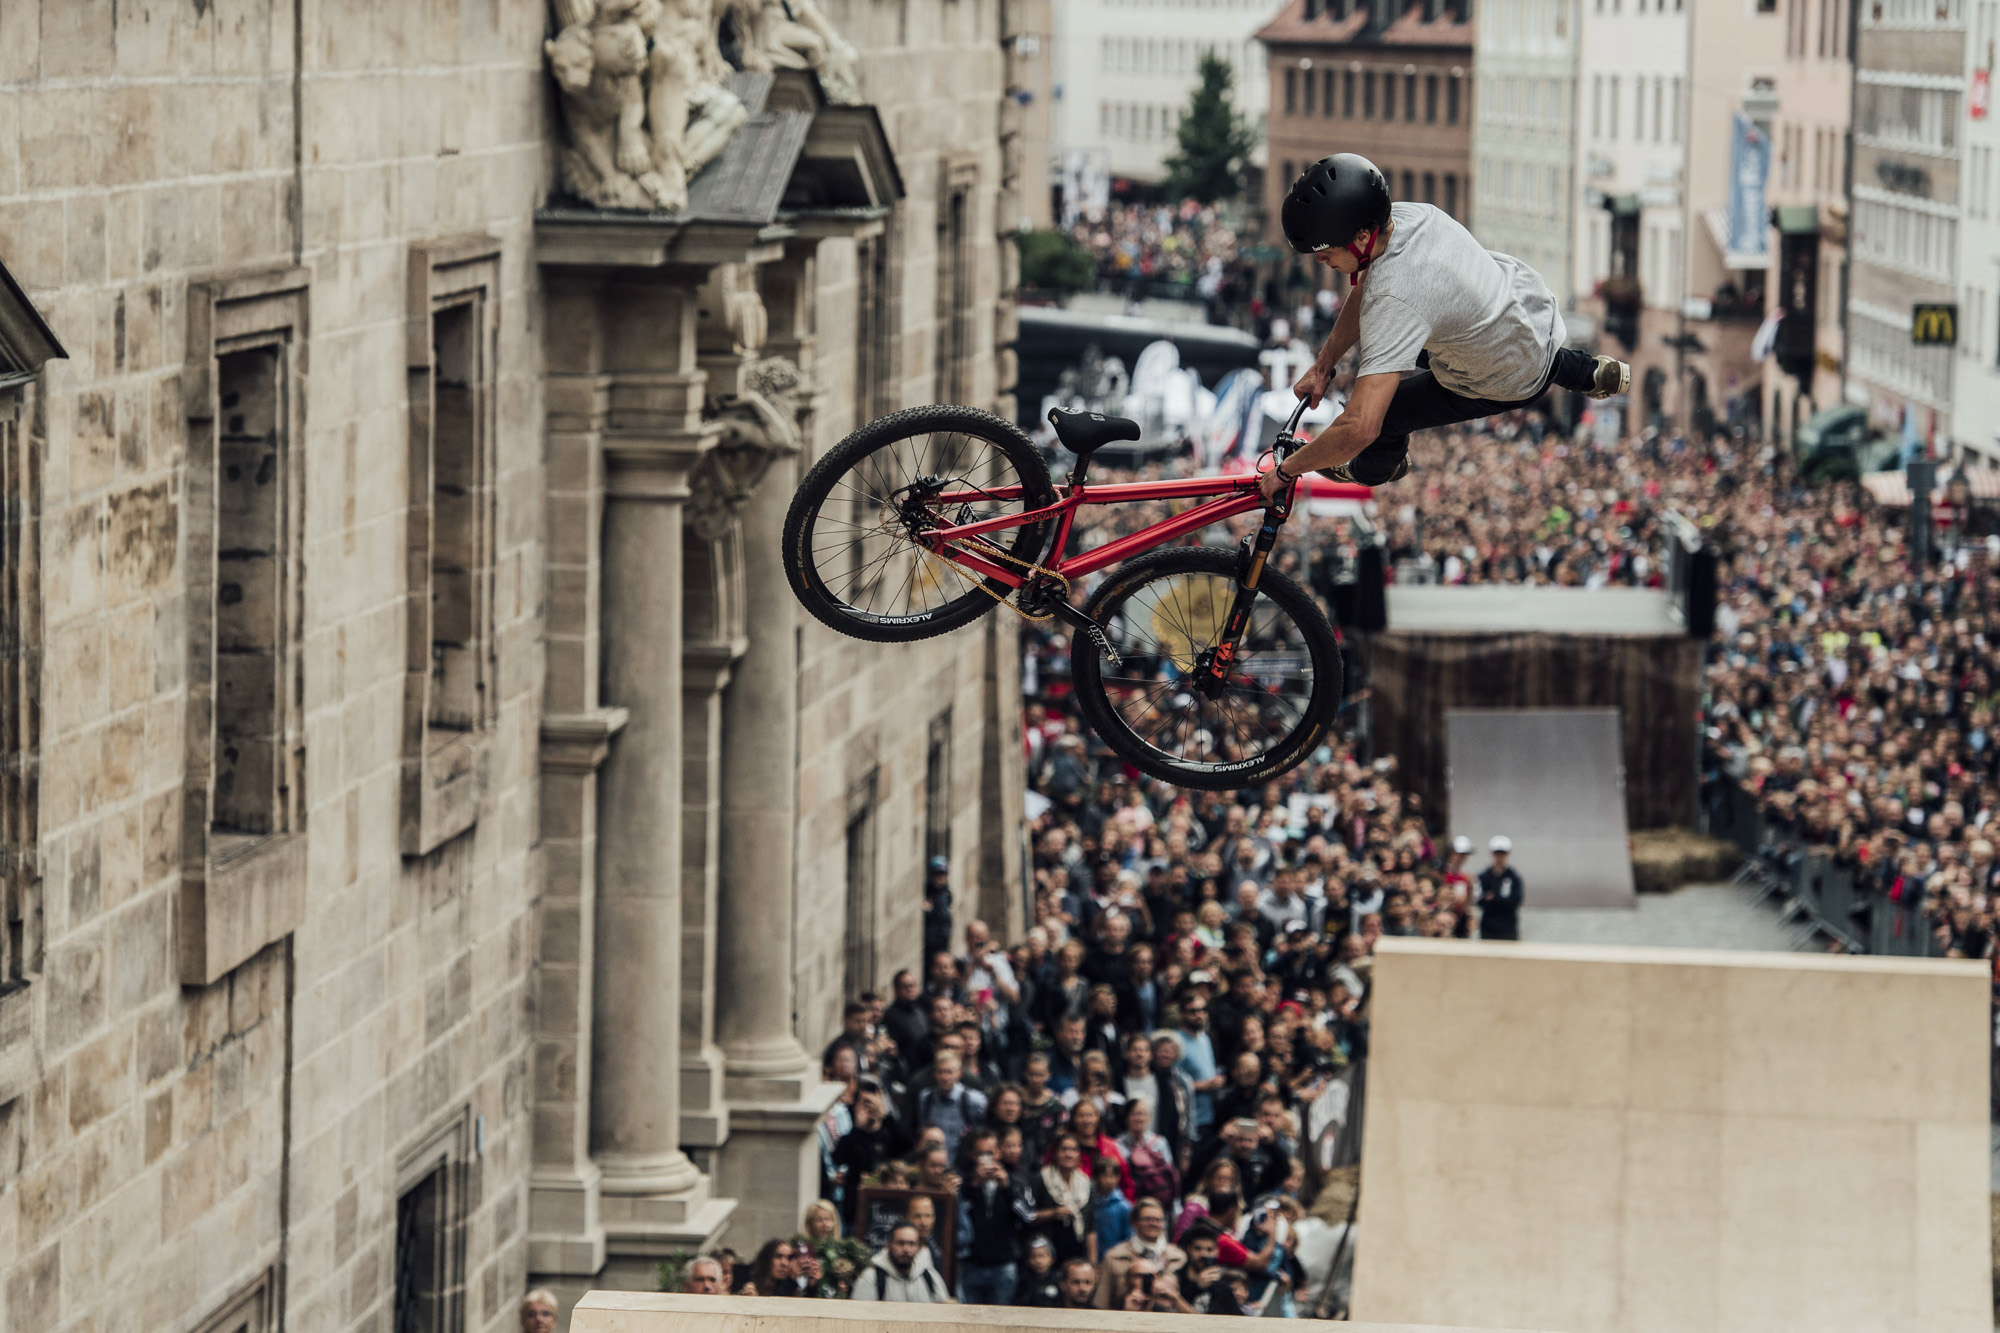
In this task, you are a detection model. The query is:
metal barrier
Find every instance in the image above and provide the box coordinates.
[1708,774,1939,959]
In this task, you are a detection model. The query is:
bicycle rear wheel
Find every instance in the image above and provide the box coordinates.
[1070,546,1342,790]
[785,405,1057,643]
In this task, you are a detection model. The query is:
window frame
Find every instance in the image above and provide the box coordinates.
[179,268,311,987]
[400,236,503,859]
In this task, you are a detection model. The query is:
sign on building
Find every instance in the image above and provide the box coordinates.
[1726,114,1771,262]
[1911,303,1958,346]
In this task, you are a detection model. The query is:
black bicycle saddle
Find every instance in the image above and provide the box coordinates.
[1048,407,1141,457]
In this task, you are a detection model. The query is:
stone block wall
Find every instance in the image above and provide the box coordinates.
[0,4,546,1332]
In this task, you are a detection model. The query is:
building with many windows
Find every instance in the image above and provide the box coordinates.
[1259,0,1478,258]
[1849,0,1965,447]
[1572,0,1791,438]
[1952,0,1999,457]
[1053,0,1278,186]
[1472,0,1581,307]
[0,4,1028,1333]
[1572,0,1693,423]
[1760,0,1855,444]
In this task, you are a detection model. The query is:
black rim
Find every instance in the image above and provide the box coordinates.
[804,430,1036,626]
[1091,567,1321,777]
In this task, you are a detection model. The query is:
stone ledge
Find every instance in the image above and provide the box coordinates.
[177,831,306,987]
[542,708,632,775]
[0,981,34,1103]
[572,1292,1539,1330]
[722,1078,843,1133]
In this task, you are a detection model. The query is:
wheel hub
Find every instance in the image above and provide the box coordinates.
[892,475,944,538]
[1189,645,1234,699]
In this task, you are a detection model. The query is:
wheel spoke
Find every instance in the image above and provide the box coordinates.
[1088,559,1326,780]
[798,417,1045,627]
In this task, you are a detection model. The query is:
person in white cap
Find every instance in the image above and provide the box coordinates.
[1476,836,1524,941]
[1441,835,1476,937]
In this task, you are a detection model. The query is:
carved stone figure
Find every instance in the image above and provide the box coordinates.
[723,0,861,104]
[690,356,806,540]
[544,0,861,211]
[639,0,750,207]
[546,3,679,210]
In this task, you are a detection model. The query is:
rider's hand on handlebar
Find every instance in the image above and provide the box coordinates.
[1293,362,1333,409]
[1257,458,1294,506]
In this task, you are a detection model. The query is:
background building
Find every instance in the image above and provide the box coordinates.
[1259,0,1478,246]
[1572,0,1694,417]
[1760,0,1855,444]
[1573,0,1787,438]
[1054,0,1277,187]
[1952,0,1996,458]
[0,4,1027,1332]
[1472,0,1582,307]
[1848,0,1964,449]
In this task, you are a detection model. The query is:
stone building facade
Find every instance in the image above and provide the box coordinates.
[0,3,1029,1332]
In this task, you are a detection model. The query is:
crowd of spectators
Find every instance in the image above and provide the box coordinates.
[1068,202,1249,313]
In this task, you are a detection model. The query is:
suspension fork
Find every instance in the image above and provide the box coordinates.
[1206,496,1291,679]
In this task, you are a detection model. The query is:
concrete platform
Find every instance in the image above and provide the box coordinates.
[1388,585,1680,635]
[1524,883,1801,953]
[1352,939,1992,1333]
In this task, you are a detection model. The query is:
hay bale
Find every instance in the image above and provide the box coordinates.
[1310,1164,1361,1225]
[1630,828,1744,893]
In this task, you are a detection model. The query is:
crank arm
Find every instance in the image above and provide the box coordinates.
[1055,601,1123,667]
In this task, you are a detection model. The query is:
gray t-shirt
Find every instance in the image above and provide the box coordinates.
[1354,203,1566,402]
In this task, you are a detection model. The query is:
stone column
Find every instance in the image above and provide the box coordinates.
[710,250,842,1246]
[678,513,747,1158]
[530,271,619,1294]
[591,438,706,1197]
[588,280,734,1280]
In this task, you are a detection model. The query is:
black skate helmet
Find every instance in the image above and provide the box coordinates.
[1281,154,1393,271]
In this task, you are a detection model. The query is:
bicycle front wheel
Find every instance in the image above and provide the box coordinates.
[785,405,1057,643]
[1070,546,1342,790]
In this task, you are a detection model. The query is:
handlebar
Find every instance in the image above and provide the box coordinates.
[1283,395,1311,441]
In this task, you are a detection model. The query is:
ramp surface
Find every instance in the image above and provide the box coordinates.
[1447,707,1635,909]
[1352,939,1993,1333]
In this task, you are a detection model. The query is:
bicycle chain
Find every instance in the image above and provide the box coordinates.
[923,533,1070,624]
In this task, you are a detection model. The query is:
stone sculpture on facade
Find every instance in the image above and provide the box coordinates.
[546,2,678,210]
[725,0,863,104]
[692,357,807,541]
[642,0,751,207]
[545,0,860,213]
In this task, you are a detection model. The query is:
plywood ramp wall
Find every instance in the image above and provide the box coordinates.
[1353,939,1992,1333]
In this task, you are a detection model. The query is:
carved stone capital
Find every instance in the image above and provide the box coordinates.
[541,707,633,774]
[602,427,721,501]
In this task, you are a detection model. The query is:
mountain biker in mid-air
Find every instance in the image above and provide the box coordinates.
[1257,153,1630,504]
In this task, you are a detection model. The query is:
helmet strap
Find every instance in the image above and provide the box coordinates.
[1345,227,1382,282]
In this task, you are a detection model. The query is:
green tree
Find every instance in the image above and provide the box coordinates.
[1016,228,1097,295]
[1164,52,1258,204]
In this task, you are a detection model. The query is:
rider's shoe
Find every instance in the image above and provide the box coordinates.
[1318,455,1410,486]
[1587,355,1631,399]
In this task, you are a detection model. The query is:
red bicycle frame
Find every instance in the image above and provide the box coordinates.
[920,469,1372,588]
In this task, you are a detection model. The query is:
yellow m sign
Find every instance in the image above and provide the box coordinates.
[1912,303,1958,346]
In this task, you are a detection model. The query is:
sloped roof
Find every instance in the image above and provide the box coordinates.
[0,259,65,390]
[1258,0,1474,49]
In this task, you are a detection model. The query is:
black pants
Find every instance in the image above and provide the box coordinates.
[1343,346,1598,485]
